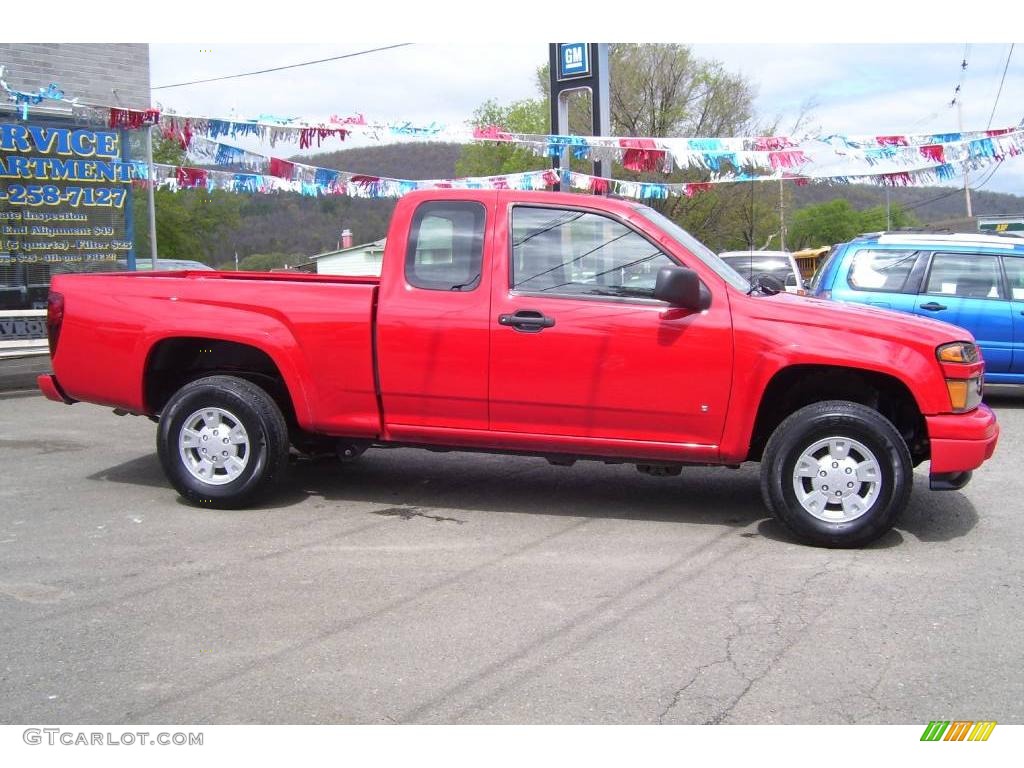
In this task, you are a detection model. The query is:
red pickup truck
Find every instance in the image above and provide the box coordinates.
[38,189,998,547]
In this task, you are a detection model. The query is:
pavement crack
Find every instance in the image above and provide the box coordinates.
[658,655,729,724]
[699,554,856,725]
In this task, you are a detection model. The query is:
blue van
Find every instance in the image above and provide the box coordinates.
[811,233,1024,384]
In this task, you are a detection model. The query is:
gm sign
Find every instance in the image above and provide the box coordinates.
[558,43,591,81]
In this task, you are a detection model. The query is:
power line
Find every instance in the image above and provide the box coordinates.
[901,186,965,212]
[152,44,414,90]
[970,161,1002,192]
[949,43,970,107]
[907,44,970,132]
[897,159,1003,215]
[987,43,1015,129]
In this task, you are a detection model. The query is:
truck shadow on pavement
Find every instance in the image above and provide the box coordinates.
[984,388,1024,409]
[88,448,979,545]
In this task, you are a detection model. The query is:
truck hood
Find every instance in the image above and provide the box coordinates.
[741,290,976,348]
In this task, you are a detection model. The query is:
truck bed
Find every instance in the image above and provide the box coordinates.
[49,270,382,436]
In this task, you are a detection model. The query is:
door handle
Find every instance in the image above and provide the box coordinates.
[498,310,555,333]
[919,301,947,312]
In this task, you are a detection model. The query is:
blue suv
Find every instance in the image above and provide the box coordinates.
[811,233,1024,384]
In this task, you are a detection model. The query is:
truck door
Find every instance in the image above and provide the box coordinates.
[912,251,1013,373]
[376,197,493,430]
[488,203,733,452]
[1003,255,1024,375]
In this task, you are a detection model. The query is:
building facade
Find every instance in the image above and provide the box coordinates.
[0,44,150,385]
[0,44,150,109]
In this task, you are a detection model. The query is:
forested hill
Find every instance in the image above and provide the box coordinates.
[210,142,1022,266]
[209,143,463,264]
[302,142,464,180]
[788,183,1022,221]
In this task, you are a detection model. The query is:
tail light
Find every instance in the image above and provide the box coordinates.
[46,292,64,357]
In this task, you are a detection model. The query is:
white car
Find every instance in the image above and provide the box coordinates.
[719,250,805,293]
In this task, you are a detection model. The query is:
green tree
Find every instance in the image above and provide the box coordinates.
[134,188,244,265]
[788,200,919,249]
[151,132,186,165]
[455,98,549,177]
[459,44,776,249]
[131,134,244,266]
[787,199,862,249]
[237,252,300,271]
[858,203,918,233]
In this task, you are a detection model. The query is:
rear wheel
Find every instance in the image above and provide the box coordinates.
[157,375,289,508]
[760,400,912,547]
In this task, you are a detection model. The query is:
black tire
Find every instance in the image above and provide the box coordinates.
[157,375,289,509]
[760,400,912,548]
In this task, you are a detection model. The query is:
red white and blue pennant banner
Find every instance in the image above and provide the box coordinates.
[4,62,1023,195]
[139,126,1024,200]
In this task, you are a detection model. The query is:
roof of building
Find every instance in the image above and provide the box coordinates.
[309,238,386,261]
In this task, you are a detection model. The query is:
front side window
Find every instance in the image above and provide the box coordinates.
[925,252,1003,300]
[405,201,485,291]
[847,249,919,292]
[511,206,675,299]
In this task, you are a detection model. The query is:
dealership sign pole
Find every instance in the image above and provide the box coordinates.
[548,43,610,191]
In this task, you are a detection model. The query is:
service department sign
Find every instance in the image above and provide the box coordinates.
[0,121,138,269]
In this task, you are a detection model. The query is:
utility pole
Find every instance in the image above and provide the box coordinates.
[145,124,158,268]
[886,187,891,230]
[778,180,786,251]
[958,100,973,218]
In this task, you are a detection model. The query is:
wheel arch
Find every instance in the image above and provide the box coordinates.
[143,336,309,428]
[746,364,928,465]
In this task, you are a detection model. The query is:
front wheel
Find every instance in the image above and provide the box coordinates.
[760,400,913,548]
[157,375,289,508]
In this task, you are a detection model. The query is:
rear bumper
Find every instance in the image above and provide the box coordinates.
[37,374,75,404]
[926,404,998,476]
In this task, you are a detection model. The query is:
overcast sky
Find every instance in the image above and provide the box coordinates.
[147,39,1023,197]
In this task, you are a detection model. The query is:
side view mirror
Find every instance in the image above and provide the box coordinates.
[654,266,711,311]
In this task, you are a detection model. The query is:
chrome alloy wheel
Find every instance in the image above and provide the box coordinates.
[178,407,250,485]
[791,436,882,523]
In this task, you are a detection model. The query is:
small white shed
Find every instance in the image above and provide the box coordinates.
[310,239,387,276]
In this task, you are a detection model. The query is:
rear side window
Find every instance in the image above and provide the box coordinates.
[847,249,919,292]
[405,201,485,291]
[1003,256,1024,300]
[925,252,1004,299]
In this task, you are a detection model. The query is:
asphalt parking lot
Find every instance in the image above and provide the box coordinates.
[1,388,1022,725]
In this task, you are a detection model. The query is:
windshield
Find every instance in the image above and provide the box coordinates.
[633,205,751,292]
[808,247,839,292]
[721,255,796,285]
